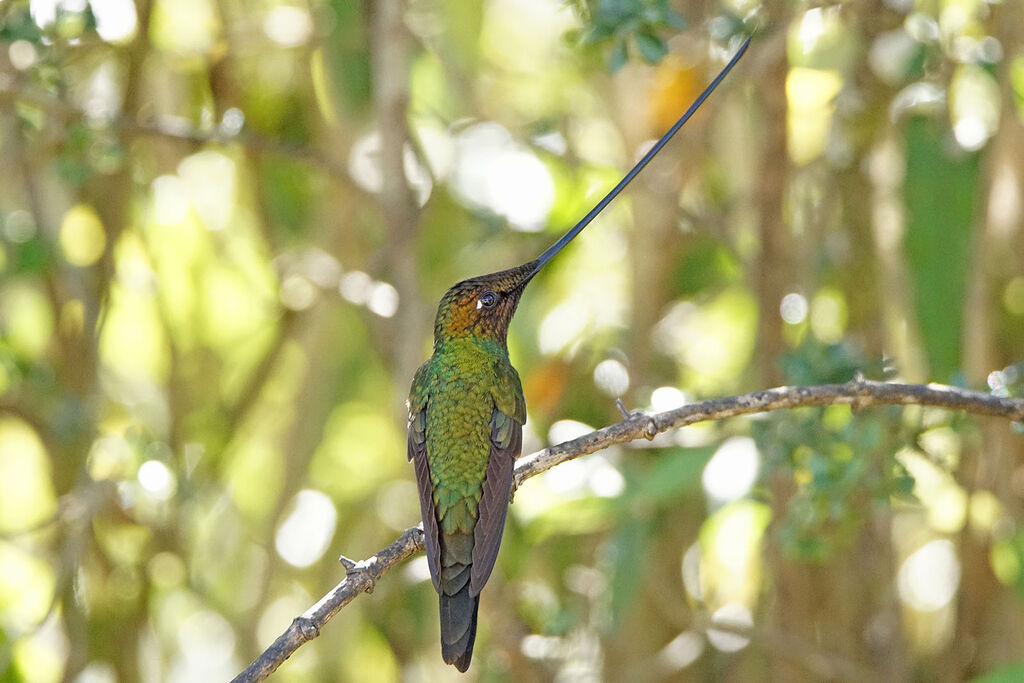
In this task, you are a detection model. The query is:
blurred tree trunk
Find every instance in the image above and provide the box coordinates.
[941,4,1024,678]
[753,30,790,388]
[370,0,427,420]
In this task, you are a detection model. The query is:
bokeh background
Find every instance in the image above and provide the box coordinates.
[1,0,1024,681]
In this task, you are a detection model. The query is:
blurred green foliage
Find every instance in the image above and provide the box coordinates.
[0,0,1023,682]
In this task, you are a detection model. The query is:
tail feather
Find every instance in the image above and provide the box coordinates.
[440,585,479,673]
[439,530,480,672]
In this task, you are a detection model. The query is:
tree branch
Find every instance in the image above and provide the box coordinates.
[231,379,1024,682]
[0,85,361,189]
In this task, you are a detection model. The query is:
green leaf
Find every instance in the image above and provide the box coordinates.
[608,39,628,72]
[634,31,668,64]
[580,21,615,46]
[903,116,979,381]
[597,0,644,23]
[659,6,688,30]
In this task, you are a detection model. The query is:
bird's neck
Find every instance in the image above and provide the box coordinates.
[433,335,508,360]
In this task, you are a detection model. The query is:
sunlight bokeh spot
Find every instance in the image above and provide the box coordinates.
[539,301,589,355]
[0,419,57,533]
[450,122,555,232]
[0,283,54,359]
[0,543,56,628]
[4,209,36,242]
[593,358,629,397]
[9,40,37,70]
[257,593,312,655]
[779,292,808,325]
[275,489,337,568]
[403,555,432,584]
[348,133,384,193]
[29,0,76,27]
[152,0,220,56]
[785,68,843,165]
[703,437,759,504]
[548,419,592,446]
[699,501,771,620]
[280,274,317,311]
[651,386,687,412]
[587,457,625,498]
[968,490,1002,535]
[263,5,312,47]
[88,434,134,480]
[174,609,238,681]
[91,0,137,42]
[339,270,372,304]
[148,552,186,589]
[707,603,752,652]
[898,540,960,612]
[138,460,176,501]
[897,447,967,534]
[991,542,1020,587]
[810,289,848,343]
[797,8,828,54]
[953,116,987,151]
[152,175,190,226]
[988,163,1022,237]
[11,614,66,683]
[347,132,432,205]
[950,65,1000,152]
[870,29,920,85]
[75,661,117,683]
[60,205,106,267]
[1003,276,1024,316]
[366,281,399,318]
[179,151,236,231]
[681,542,702,600]
[657,630,704,672]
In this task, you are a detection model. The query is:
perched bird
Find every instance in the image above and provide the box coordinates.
[407,36,752,672]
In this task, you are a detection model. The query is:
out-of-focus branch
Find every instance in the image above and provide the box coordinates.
[230,378,1024,683]
[0,85,362,190]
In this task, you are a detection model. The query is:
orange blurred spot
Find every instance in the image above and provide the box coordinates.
[524,361,568,416]
[649,56,701,134]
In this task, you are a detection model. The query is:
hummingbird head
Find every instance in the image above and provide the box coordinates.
[433,259,541,346]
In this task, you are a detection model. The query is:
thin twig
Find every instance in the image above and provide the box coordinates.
[231,379,1024,682]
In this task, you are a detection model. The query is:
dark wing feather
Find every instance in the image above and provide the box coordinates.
[469,407,522,596]
[410,433,441,592]
[408,368,441,593]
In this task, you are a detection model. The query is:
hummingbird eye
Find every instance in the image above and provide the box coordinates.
[477,291,499,310]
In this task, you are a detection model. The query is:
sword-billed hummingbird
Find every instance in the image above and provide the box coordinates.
[407,36,751,672]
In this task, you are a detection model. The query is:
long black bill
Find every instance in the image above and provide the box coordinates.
[528,35,752,278]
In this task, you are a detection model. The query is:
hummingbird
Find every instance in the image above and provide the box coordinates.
[407,36,752,672]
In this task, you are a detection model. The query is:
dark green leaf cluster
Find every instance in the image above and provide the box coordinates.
[575,0,687,71]
[757,342,915,562]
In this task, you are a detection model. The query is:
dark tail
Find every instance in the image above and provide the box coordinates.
[439,531,479,672]
[440,584,479,672]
